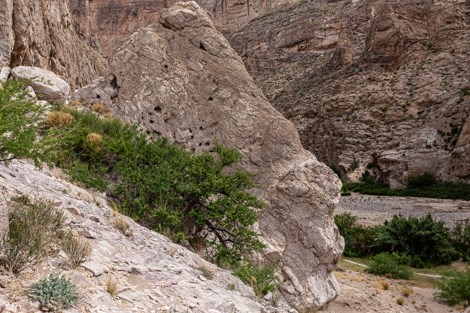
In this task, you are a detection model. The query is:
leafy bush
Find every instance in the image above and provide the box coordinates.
[29,273,78,312]
[0,80,54,164]
[0,196,65,274]
[376,214,455,267]
[234,261,276,298]
[451,219,470,261]
[436,269,470,307]
[407,172,436,188]
[45,106,265,266]
[367,253,413,279]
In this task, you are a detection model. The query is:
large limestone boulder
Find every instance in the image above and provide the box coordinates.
[0,0,105,87]
[110,2,343,310]
[11,66,70,101]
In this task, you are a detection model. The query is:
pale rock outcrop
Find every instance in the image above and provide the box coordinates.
[0,67,10,82]
[73,75,118,106]
[0,160,276,313]
[109,2,343,310]
[0,0,106,88]
[11,66,70,101]
[229,0,470,185]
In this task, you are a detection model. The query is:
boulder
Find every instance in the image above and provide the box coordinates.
[110,2,343,310]
[0,67,10,82]
[11,66,70,101]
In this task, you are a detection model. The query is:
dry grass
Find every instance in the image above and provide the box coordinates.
[84,133,103,153]
[92,102,111,115]
[195,265,214,280]
[114,217,133,237]
[61,230,92,267]
[45,111,74,128]
[106,275,118,297]
[400,286,413,297]
[373,279,390,293]
[396,297,405,305]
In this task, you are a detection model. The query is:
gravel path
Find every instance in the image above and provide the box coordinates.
[337,193,470,227]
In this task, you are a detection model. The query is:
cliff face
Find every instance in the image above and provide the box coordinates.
[68,0,293,59]
[0,0,106,88]
[96,2,343,310]
[229,0,470,186]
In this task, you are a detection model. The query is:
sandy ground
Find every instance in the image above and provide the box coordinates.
[326,193,470,313]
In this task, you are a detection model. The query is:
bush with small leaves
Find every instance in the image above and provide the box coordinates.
[29,273,78,312]
[367,253,413,280]
[234,261,276,298]
[0,196,65,274]
[436,269,470,307]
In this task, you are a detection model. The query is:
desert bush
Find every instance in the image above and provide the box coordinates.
[407,172,436,188]
[61,231,92,267]
[234,261,276,298]
[29,273,78,312]
[451,219,470,261]
[367,253,413,279]
[0,196,65,274]
[436,269,470,307]
[376,214,455,267]
[0,80,54,164]
[44,106,265,266]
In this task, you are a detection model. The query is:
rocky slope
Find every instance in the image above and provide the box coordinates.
[229,0,470,187]
[72,2,343,310]
[0,0,105,87]
[68,0,294,60]
[0,160,272,313]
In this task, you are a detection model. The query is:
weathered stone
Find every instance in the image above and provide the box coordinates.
[0,67,11,82]
[109,2,343,310]
[11,66,70,101]
[73,75,117,107]
[229,0,470,185]
[0,0,105,88]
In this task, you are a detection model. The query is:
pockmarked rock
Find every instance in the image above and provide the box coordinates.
[110,2,343,310]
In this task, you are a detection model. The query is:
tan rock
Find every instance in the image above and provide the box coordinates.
[109,2,343,310]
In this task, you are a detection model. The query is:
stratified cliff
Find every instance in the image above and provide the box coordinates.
[229,0,470,187]
[0,0,106,87]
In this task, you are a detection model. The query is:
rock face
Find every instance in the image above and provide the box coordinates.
[0,0,106,87]
[11,66,70,101]
[107,2,343,310]
[0,160,269,313]
[68,0,293,60]
[229,0,470,185]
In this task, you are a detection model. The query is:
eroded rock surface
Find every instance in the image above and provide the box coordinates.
[68,0,294,60]
[0,160,269,313]
[108,2,343,310]
[0,0,105,87]
[229,0,470,185]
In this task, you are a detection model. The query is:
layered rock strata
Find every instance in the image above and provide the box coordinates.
[104,2,343,310]
[229,0,470,185]
[0,0,105,87]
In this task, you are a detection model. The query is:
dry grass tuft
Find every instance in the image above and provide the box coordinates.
[400,286,413,297]
[106,275,118,297]
[84,133,103,154]
[61,230,92,267]
[92,102,111,115]
[196,265,214,280]
[45,111,74,128]
[396,297,405,305]
[114,217,133,237]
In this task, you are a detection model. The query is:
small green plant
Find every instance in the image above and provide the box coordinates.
[234,261,276,298]
[367,253,413,279]
[0,196,65,274]
[407,172,436,188]
[0,80,56,164]
[29,273,78,312]
[451,219,470,261]
[61,231,92,267]
[436,269,470,307]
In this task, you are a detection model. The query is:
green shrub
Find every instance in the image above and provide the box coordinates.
[29,273,78,312]
[451,220,470,261]
[407,172,436,188]
[45,106,265,266]
[234,261,276,298]
[0,196,65,274]
[436,269,470,307]
[367,253,413,279]
[0,80,55,164]
[376,214,455,267]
